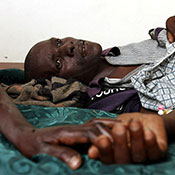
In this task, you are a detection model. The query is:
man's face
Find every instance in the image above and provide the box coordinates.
[28,37,102,83]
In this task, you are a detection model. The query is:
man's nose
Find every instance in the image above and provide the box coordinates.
[59,42,75,57]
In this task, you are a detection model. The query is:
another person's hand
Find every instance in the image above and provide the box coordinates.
[166,16,175,43]
[17,123,112,170]
[86,113,168,164]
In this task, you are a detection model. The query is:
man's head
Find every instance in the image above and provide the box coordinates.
[24,37,102,84]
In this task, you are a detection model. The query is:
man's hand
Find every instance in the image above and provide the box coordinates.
[86,113,168,164]
[17,122,112,170]
[0,85,114,170]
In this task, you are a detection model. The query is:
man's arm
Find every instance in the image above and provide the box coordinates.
[0,85,114,169]
[0,85,35,146]
[1,83,173,167]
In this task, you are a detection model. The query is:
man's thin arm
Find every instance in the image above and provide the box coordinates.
[0,85,35,148]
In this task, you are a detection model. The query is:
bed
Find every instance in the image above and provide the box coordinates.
[0,67,175,175]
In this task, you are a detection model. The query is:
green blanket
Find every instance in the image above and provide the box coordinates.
[0,69,175,175]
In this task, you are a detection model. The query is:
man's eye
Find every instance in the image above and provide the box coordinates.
[56,58,62,69]
[56,39,62,47]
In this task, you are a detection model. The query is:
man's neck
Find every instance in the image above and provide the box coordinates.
[94,58,139,80]
[80,58,140,85]
[93,60,116,80]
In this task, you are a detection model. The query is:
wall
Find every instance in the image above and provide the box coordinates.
[0,0,174,62]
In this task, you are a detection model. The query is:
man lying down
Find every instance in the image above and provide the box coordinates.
[0,16,175,170]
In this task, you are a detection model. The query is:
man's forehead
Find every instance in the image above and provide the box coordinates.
[32,39,52,54]
[37,39,51,48]
[28,39,53,63]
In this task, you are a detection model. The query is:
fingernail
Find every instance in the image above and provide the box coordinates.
[69,155,82,170]
[144,129,153,140]
[129,121,141,131]
[112,123,125,135]
[98,135,111,149]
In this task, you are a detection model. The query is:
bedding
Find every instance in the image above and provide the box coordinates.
[1,76,88,108]
[0,69,175,175]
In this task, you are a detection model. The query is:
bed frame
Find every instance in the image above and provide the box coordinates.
[0,63,24,70]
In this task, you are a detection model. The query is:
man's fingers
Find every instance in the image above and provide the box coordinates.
[144,129,163,161]
[85,118,122,129]
[88,135,114,164]
[56,122,114,146]
[167,31,174,43]
[95,135,114,164]
[88,145,99,159]
[52,123,106,146]
[87,122,113,146]
[129,120,146,163]
[112,123,131,164]
[40,144,82,170]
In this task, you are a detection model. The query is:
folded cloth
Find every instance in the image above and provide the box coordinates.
[1,76,88,107]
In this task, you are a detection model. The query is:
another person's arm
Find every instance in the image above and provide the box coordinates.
[166,16,175,43]
[87,112,169,164]
[162,110,175,137]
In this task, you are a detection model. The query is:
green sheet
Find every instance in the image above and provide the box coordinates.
[0,69,175,175]
[0,105,175,175]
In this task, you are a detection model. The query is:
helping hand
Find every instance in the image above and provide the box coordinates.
[86,113,168,164]
[166,16,175,43]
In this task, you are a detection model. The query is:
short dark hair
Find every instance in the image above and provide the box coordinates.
[24,43,54,82]
[24,48,34,82]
